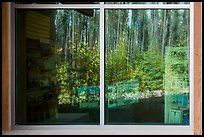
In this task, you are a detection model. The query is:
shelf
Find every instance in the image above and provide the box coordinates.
[27,88,48,95]
[25,37,57,110]
[27,98,57,108]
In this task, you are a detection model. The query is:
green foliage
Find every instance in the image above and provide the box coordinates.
[106,42,135,85]
[57,43,100,105]
[106,43,165,94]
[134,49,164,93]
[56,61,70,104]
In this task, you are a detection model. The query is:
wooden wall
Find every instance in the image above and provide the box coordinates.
[2,2,11,131]
[2,2,202,134]
[194,2,202,135]
[25,11,51,44]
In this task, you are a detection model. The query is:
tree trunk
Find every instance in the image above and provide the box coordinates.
[154,10,158,47]
[116,10,121,47]
[161,10,167,58]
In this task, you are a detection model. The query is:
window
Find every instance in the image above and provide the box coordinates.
[13,2,194,131]
[16,8,100,125]
[105,9,190,125]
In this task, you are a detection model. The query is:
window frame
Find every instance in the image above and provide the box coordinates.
[7,2,196,133]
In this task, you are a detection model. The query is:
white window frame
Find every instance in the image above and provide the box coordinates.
[11,2,194,134]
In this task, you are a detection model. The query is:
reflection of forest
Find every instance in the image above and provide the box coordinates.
[55,9,189,125]
[16,7,190,125]
[55,9,189,106]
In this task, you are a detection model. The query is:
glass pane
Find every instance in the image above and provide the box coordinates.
[15,9,100,125]
[105,9,190,125]
[105,2,190,4]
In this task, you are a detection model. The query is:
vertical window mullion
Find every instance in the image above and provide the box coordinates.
[189,2,194,128]
[99,2,105,126]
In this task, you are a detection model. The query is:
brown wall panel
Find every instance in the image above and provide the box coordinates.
[194,2,202,135]
[2,2,11,131]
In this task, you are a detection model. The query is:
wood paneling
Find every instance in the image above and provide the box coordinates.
[2,2,11,131]
[194,2,202,135]
[27,11,50,23]
[25,11,50,40]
